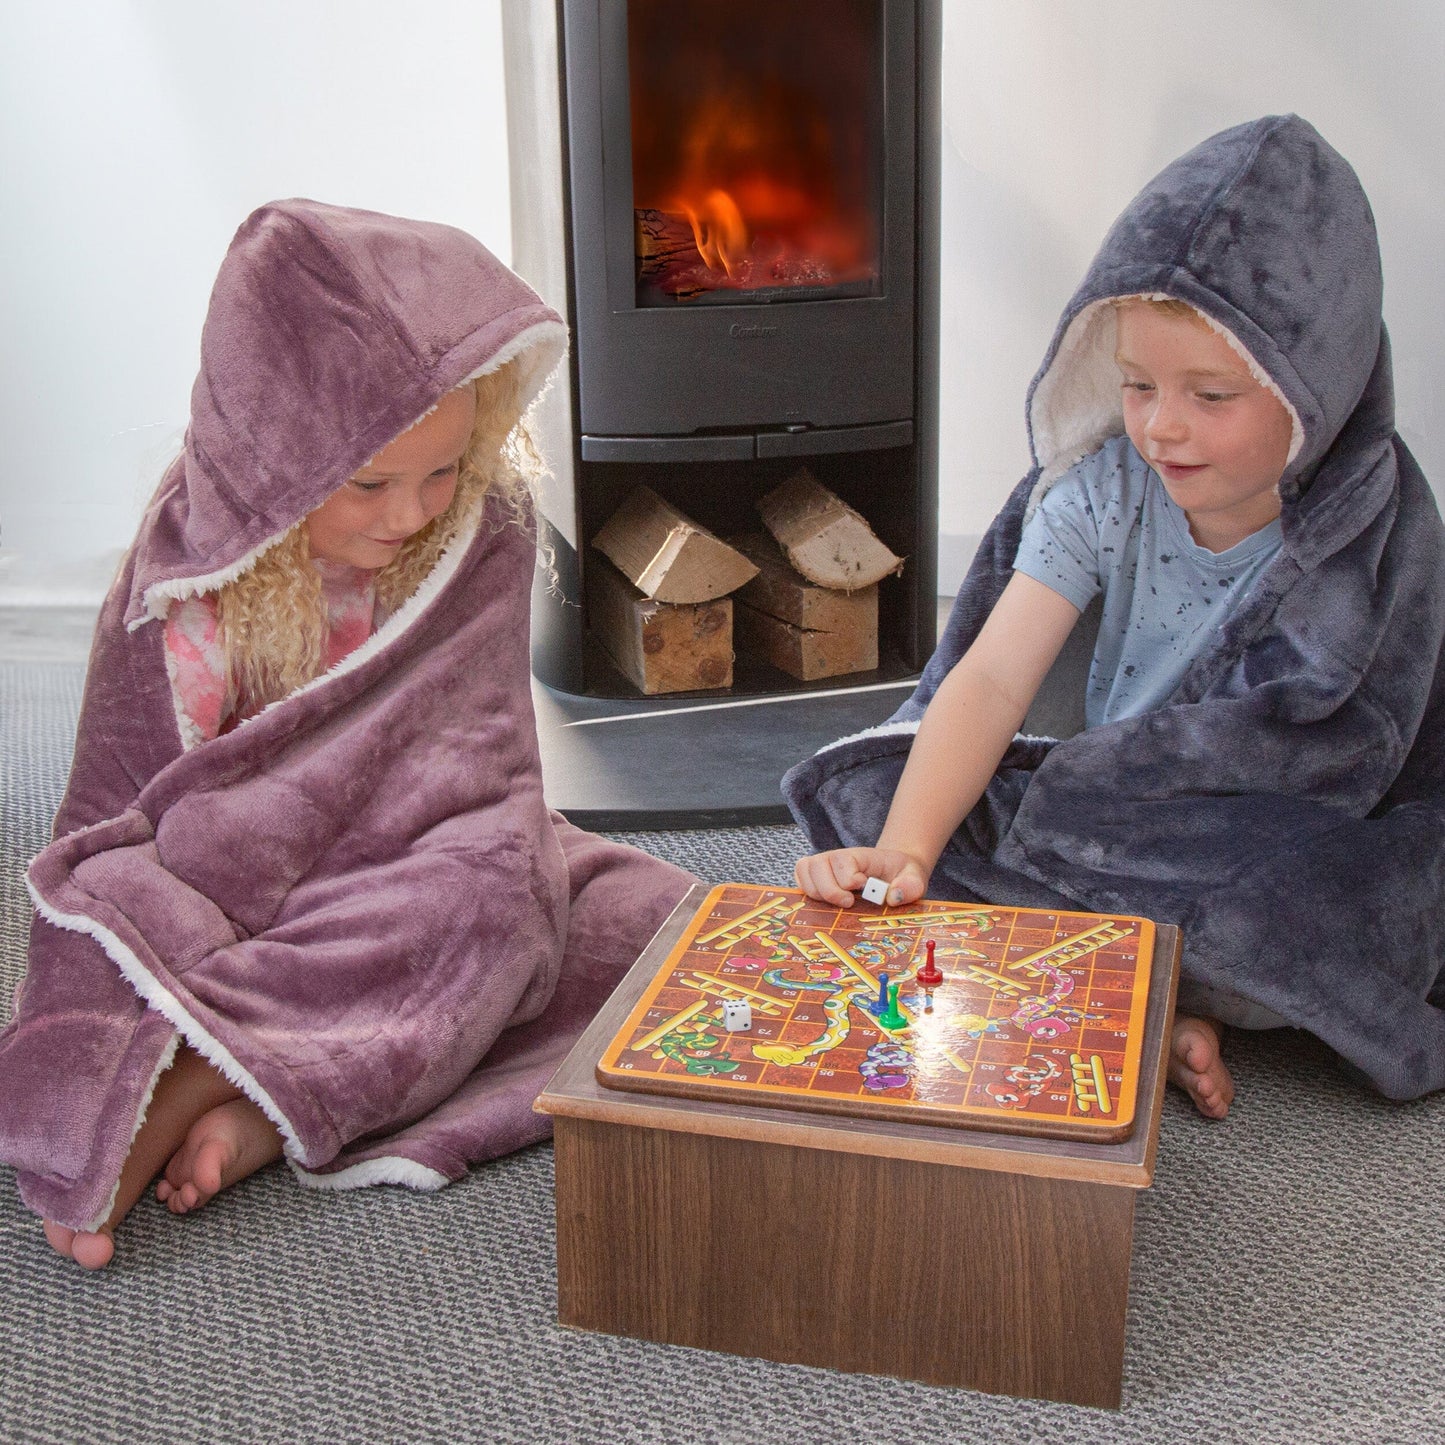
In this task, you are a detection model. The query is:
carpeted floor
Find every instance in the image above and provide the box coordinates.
[2,646,1442,1444]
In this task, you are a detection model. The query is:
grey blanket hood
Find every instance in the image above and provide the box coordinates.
[785,115,1445,1098]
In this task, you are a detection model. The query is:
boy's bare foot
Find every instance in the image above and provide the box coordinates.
[1169,1014,1234,1119]
[155,1097,283,1214]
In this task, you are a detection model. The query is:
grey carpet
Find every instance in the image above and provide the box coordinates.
[2,655,1442,1444]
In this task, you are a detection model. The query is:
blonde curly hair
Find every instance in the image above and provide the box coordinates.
[214,359,540,712]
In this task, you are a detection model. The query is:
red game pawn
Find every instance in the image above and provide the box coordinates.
[916,938,944,989]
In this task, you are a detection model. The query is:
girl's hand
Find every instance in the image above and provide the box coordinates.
[794,848,930,909]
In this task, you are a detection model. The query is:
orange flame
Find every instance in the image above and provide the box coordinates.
[683,189,749,276]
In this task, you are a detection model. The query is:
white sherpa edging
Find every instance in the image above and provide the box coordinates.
[811,716,1057,761]
[134,318,568,630]
[1026,294,1304,522]
[812,716,922,757]
[289,1155,450,1192]
[133,529,293,631]
[27,881,312,1170]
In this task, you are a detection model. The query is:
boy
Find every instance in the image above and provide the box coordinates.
[787,117,1445,1117]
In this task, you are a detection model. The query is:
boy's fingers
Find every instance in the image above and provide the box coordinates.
[882,863,927,906]
[905,869,929,902]
[828,853,867,893]
[796,854,853,906]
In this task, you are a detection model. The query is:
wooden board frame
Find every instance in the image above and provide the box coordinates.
[595,884,1156,1143]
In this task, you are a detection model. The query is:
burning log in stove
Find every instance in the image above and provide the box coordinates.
[636,207,837,302]
[634,209,711,301]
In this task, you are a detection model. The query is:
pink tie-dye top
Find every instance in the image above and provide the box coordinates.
[163,560,381,744]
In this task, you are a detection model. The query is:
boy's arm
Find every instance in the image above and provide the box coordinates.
[796,573,1082,907]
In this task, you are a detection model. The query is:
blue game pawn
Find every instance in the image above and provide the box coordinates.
[877,982,909,1032]
[867,972,890,1017]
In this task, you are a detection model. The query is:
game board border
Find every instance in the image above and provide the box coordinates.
[595,883,1157,1143]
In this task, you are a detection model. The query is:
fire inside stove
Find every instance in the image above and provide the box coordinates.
[628,0,882,306]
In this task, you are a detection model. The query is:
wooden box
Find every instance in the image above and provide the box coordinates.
[536,884,1181,1408]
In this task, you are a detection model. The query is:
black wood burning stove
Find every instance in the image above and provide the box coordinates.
[503,0,940,825]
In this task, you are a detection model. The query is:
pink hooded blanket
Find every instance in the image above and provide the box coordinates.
[0,201,696,1230]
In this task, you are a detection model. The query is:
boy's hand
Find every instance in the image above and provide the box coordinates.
[794,848,930,909]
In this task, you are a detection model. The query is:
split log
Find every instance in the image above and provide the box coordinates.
[588,555,733,695]
[734,599,877,681]
[730,531,878,681]
[593,486,759,605]
[756,469,904,590]
[730,532,879,634]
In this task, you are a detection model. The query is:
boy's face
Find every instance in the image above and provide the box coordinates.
[306,386,476,569]
[1115,302,1294,552]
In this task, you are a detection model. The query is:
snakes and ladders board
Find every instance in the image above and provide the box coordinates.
[595,883,1158,1142]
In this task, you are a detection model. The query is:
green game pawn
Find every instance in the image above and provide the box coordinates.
[877,981,909,1032]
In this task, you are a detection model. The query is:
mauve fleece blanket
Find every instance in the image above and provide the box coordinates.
[0,201,695,1230]
[786,115,1445,1099]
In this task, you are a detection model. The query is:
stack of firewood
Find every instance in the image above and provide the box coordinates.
[589,470,904,695]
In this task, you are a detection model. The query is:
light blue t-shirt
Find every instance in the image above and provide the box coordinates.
[1013,435,1282,728]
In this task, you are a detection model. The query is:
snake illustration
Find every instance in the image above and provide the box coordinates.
[753,947,923,1068]
[751,979,872,1067]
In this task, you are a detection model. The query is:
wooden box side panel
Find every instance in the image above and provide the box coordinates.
[554,1118,1133,1407]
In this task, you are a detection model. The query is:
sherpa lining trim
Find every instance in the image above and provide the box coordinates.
[812,717,1058,760]
[814,717,922,756]
[1025,295,1305,521]
[289,1156,450,1192]
[133,318,567,630]
[26,882,311,1168]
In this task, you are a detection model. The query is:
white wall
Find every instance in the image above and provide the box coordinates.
[0,0,511,602]
[3,1,1441,600]
[939,0,1445,581]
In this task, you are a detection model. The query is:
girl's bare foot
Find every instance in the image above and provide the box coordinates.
[1169,1014,1234,1119]
[155,1098,283,1214]
[42,1219,115,1270]
[38,1044,269,1268]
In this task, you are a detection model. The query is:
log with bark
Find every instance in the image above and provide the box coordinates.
[730,531,878,681]
[588,556,734,696]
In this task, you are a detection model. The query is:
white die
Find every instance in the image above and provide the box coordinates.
[860,877,889,905]
[721,1000,752,1031]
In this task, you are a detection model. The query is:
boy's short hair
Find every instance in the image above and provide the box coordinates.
[1112,295,1205,325]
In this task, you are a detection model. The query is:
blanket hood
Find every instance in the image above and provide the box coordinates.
[1027,115,1385,510]
[1,206,701,1233]
[783,115,1445,1101]
[124,199,567,628]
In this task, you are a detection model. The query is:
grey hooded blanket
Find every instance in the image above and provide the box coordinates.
[785,116,1445,1099]
[0,201,696,1230]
